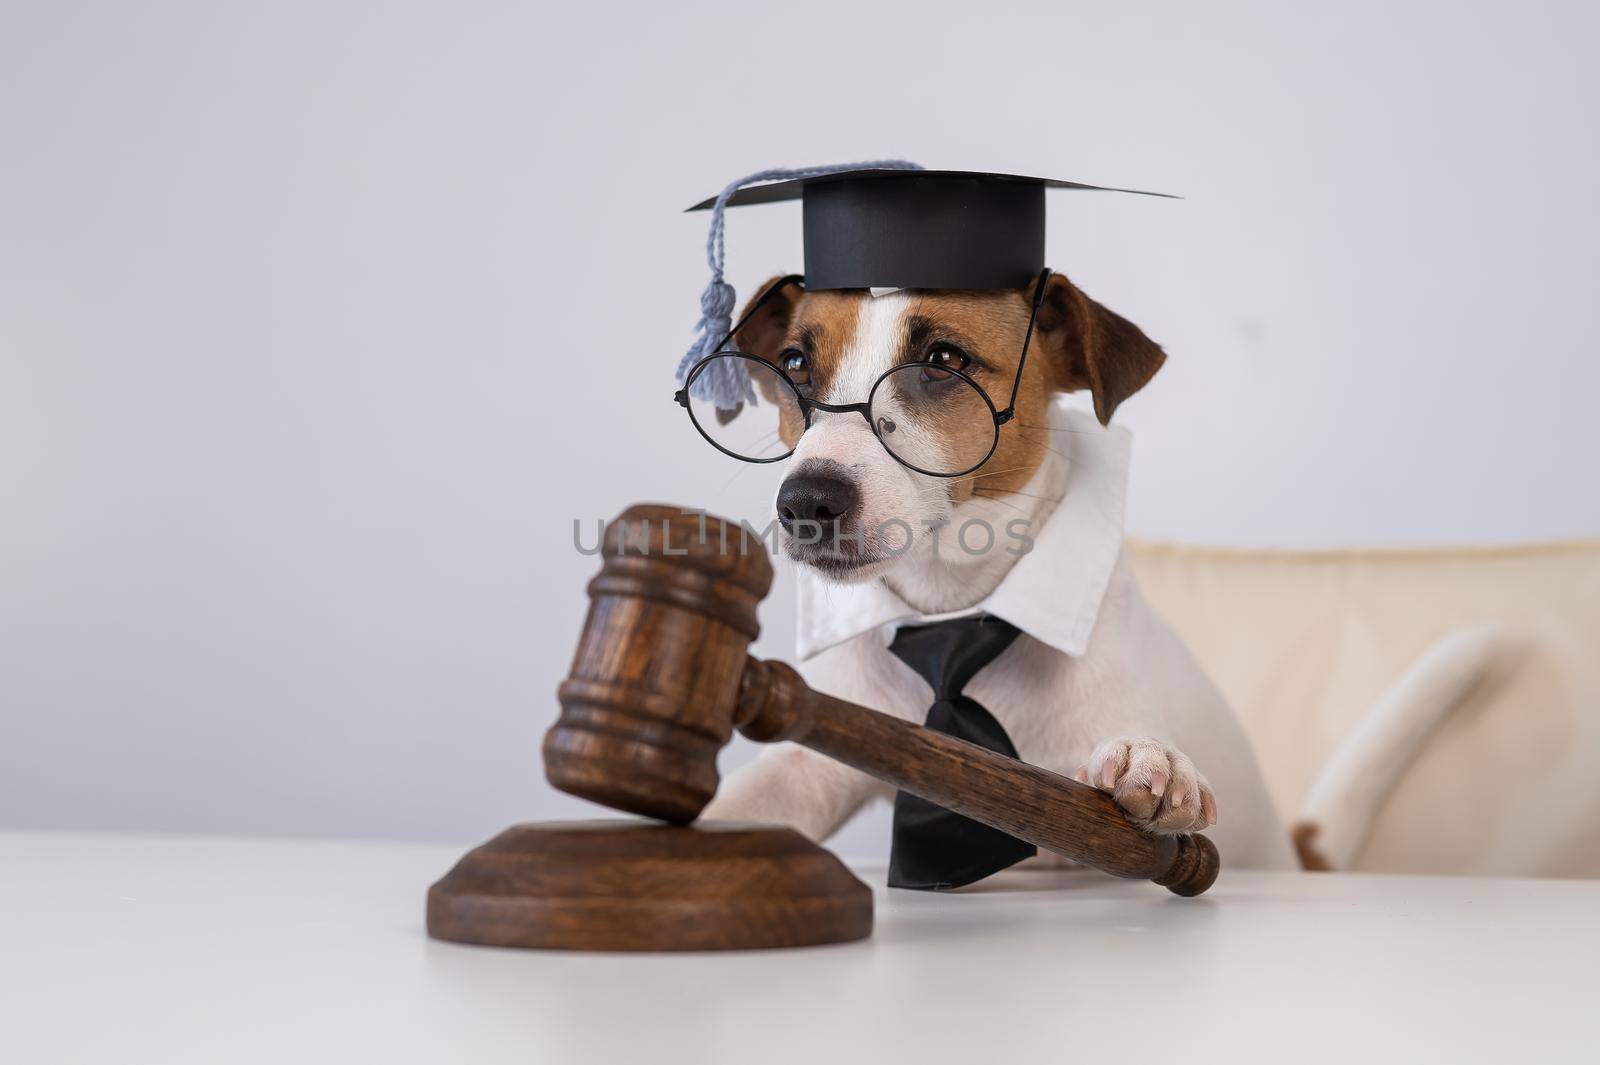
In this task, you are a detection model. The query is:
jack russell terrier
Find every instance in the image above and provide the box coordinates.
[697,272,1490,877]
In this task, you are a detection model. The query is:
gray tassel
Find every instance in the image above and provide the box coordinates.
[676,160,923,410]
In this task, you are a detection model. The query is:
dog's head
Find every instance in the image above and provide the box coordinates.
[732,273,1166,595]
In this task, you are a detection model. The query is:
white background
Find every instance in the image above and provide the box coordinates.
[3,1,1597,856]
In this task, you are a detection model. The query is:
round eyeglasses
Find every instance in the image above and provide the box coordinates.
[674,270,1050,479]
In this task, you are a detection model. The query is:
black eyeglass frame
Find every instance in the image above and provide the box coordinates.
[674,267,1052,479]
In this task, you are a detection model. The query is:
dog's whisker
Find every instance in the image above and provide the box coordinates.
[962,491,1031,515]
[1008,437,1073,463]
[972,487,1066,506]
[965,464,1045,481]
[1013,423,1103,435]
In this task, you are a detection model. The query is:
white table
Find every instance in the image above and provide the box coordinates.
[2,831,1596,1064]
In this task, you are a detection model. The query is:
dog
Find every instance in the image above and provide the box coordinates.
[700,272,1482,875]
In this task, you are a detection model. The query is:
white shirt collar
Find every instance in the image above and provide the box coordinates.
[795,398,1131,661]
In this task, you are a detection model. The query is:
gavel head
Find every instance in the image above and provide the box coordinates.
[544,504,774,822]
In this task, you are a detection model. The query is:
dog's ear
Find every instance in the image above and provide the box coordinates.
[732,276,802,359]
[1035,273,1167,425]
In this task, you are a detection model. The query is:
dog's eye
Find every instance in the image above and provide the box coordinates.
[921,343,970,382]
[780,349,811,386]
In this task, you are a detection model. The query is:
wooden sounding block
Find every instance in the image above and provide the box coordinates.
[426,822,871,951]
[428,503,1218,953]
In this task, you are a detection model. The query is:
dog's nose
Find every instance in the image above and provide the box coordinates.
[776,472,860,533]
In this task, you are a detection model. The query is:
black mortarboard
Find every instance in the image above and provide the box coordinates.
[686,168,1174,291]
[675,161,1173,407]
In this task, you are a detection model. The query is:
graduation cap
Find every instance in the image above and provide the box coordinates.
[687,167,1172,291]
[675,161,1173,407]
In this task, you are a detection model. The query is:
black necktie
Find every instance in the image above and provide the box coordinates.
[887,614,1037,890]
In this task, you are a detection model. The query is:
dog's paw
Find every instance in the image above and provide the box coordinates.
[1074,737,1217,834]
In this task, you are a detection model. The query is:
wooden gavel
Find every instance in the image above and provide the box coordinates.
[545,504,1219,897]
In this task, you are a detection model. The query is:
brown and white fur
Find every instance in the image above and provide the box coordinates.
[702,273,1493,873]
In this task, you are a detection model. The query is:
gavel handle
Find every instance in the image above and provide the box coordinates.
[735,659,1219,897]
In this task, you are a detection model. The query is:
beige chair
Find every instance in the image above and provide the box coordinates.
[1126,540,1600,879]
